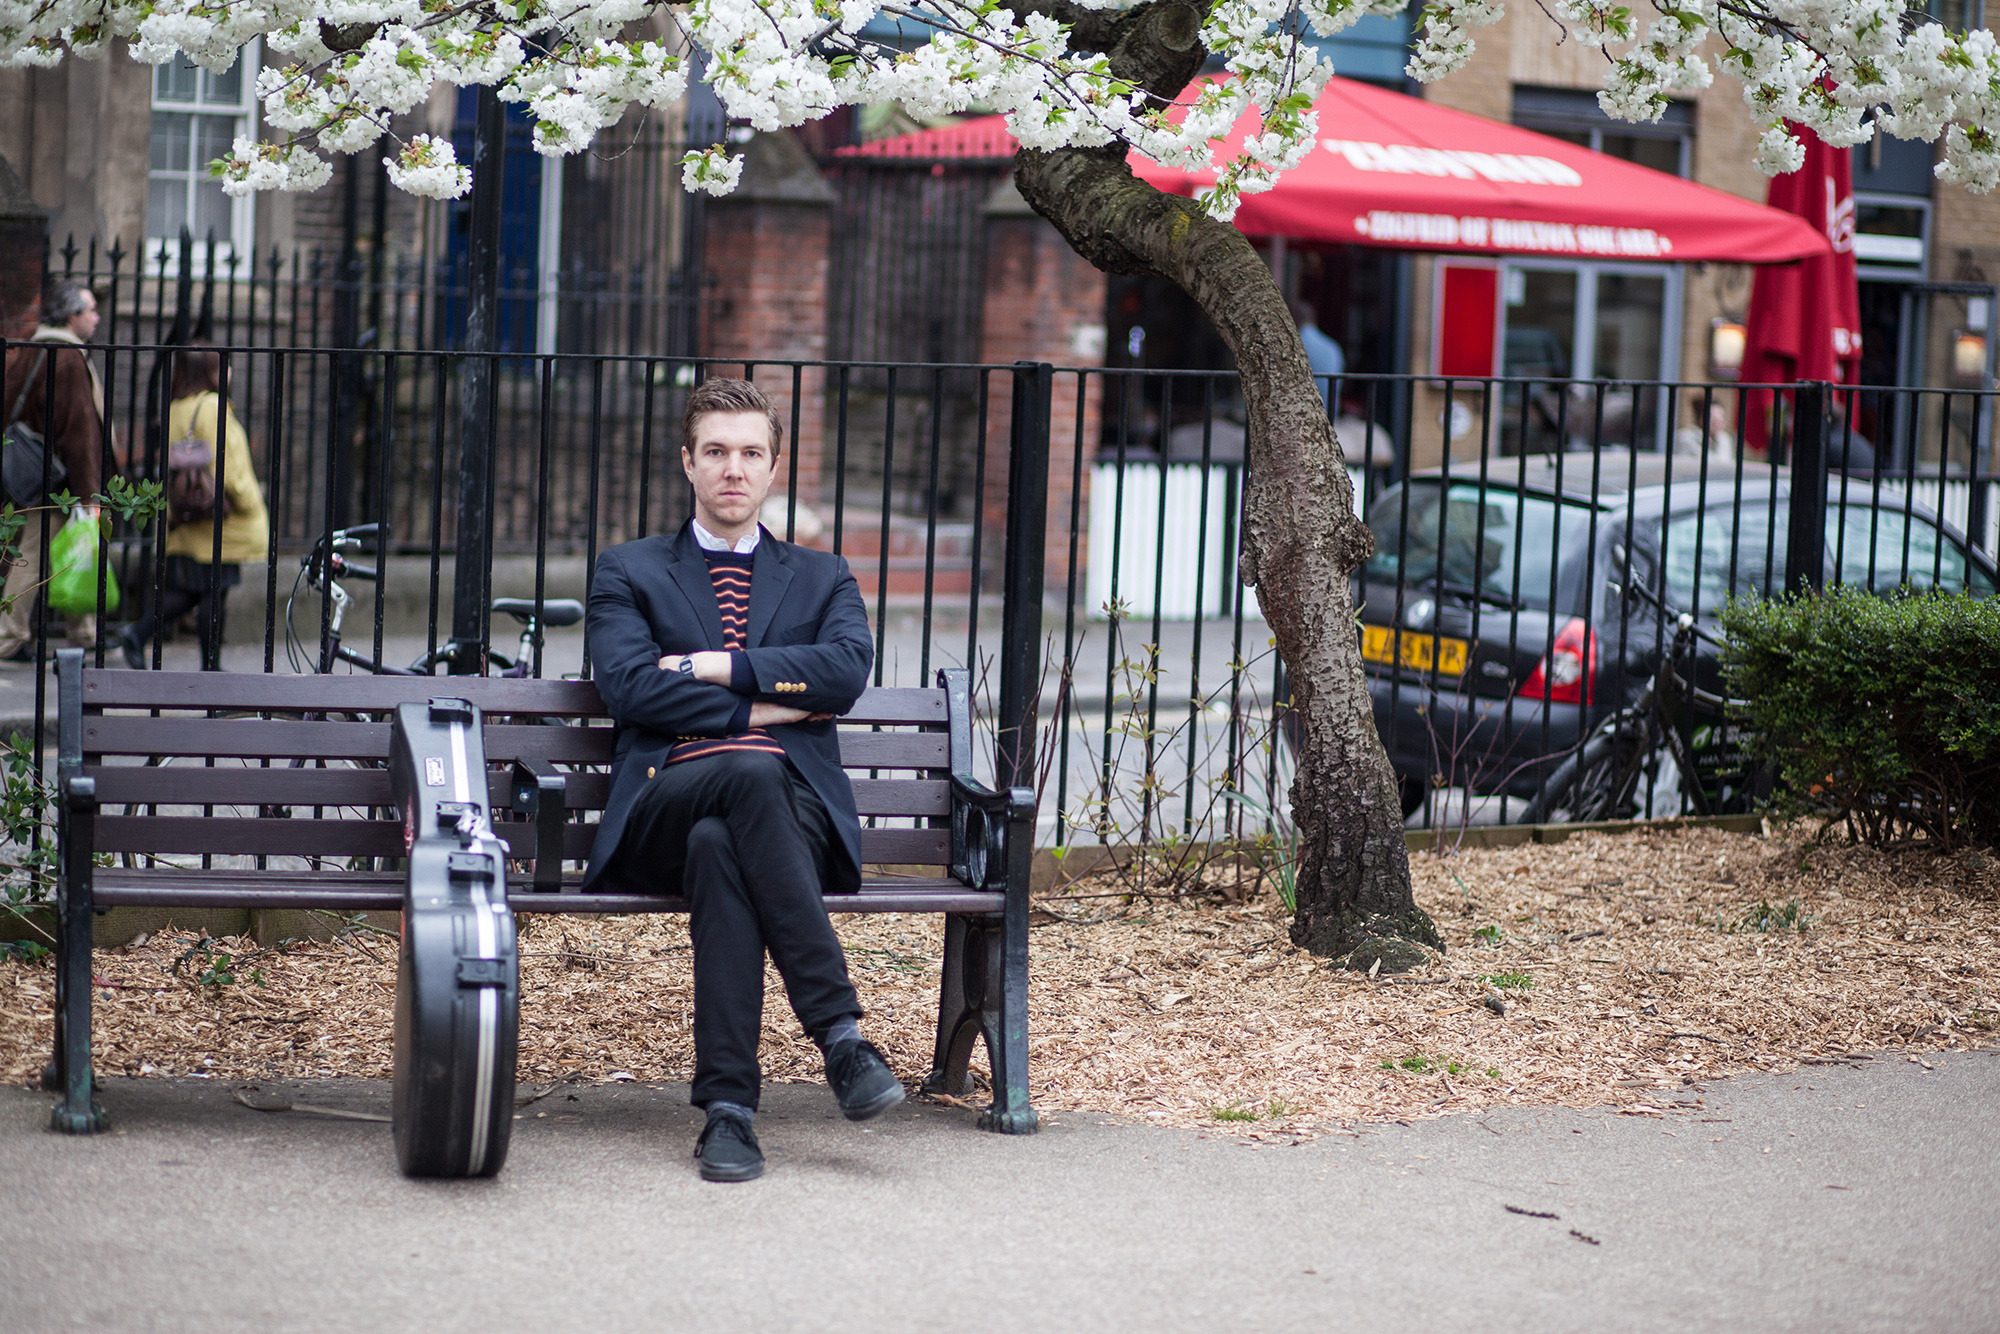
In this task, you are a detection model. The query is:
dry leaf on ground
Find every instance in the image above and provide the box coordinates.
[2,824,1993,1133]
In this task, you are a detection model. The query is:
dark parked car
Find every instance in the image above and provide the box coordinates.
[1295,450,1997,819]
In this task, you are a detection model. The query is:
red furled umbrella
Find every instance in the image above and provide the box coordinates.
[1739,124,1862,453]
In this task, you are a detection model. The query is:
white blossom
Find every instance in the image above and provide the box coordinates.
[1754,122,1808,174]
[682,144,744,194]
[7,0,2000,210]
[385,134,470,198]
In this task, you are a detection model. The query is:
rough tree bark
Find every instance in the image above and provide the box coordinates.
[1013,0,1442,968]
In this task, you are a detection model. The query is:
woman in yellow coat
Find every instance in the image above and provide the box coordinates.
[119,345,269,671]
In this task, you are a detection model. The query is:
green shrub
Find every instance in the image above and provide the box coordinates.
[1721,587,2000,849]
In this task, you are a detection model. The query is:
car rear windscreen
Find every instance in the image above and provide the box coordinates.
[1364,482,1600,612]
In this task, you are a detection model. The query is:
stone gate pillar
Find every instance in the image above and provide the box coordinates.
[0,154,49,339]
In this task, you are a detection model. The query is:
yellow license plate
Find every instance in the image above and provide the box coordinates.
[1361,625,1471,676]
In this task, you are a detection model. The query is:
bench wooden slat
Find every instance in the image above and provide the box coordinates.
[89,764,397,807]
[98,816,404,856]
[79,671,942,727]
[857,827,949,863]
[96,815,945,864]
[80,671,612,715]
[84,716,620,765]
[96,817,602,859]
[88,869,1002,915]
[834,731,949,769]
[841,687,949,725]
[85,765,922,816]
[85,716,946,771]
[463,724,618,764]
[851,778,948,817]
[85,716,392,760]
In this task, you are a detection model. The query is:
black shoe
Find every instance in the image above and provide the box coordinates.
[694,1109,764,1182]
[118,628,145,671]
[825,1038,906,1122]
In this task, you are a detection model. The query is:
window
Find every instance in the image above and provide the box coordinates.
[1659,506,1786,614]
[1364,483,1601,611]
[1829,505,1996,595]
[148,48,256,265]
[1512,86,1692,178]
[1656,501,1993,613]
[1499,261,1681,453]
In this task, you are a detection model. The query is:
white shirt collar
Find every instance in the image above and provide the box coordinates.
[691,518,760,554]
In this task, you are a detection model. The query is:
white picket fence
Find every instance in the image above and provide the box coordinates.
[1085,463,1369,621]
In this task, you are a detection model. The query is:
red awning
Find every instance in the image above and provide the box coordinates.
[839,77,1832,265]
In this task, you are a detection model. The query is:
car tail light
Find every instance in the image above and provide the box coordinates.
[1519,618,1597,705]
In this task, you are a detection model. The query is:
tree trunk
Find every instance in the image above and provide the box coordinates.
[1009,22,1442,967]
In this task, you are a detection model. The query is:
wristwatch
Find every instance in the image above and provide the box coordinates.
[671,655,694,676]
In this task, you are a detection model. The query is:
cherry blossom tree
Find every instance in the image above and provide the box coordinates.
[6,0,1997,965]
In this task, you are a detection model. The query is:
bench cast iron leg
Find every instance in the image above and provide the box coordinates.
[923,910,1037,1132]
[979,883,1037,1134]
[50,653,105,1135]
[922,913,981,1098]
[51,827,105,1134]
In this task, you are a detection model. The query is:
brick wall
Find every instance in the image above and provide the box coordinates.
[700,131,833,520]
[977,181,1106,597]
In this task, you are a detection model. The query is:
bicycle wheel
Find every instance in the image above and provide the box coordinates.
[1520,727,1648,825]
[113,751,392,873]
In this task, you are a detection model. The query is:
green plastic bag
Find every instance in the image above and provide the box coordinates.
[47,514,117,617]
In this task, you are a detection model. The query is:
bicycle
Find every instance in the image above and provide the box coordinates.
[286,522,585,678]
[117,525,586,872]
[1518,586,1760,825]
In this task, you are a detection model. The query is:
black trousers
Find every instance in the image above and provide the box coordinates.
[130,558,238,672]
[605,748,861,1108]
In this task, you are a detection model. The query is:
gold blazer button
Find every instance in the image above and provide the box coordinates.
[647,766,656,778]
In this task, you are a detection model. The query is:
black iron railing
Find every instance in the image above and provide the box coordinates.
[2,333,1993,849]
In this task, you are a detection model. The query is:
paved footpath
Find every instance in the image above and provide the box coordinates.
[2,1050,1994,1333]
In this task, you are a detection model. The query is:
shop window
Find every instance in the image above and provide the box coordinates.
[148,48,256,267]
[1499,260,1678,453]
[1512,86,1691,178]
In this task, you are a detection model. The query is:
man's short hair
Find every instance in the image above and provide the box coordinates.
[43,279,92,326]
[682,377,783,457]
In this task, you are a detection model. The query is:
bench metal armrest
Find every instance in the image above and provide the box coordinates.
[509,757,567,892]
[949,773,1034,894]
[57,773,97,914]
[61,774,97,814]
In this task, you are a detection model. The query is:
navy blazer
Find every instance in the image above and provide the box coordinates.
[583,522,873,891]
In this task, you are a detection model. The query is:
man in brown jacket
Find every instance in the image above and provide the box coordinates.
[0,278,105,661]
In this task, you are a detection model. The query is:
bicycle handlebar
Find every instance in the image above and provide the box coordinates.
[1623,576,1726,649]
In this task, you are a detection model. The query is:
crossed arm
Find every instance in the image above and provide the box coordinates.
[665,652,821,727]
[588,545,873,736]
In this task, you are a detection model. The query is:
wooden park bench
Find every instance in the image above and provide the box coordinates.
[45,649,1036,1138]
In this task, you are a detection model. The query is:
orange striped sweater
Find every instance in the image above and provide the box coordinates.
[665,550,787,768]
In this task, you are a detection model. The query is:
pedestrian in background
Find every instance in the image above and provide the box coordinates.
[119,344,267,671]
[0,278,105,662]
[1289,297,1346,412]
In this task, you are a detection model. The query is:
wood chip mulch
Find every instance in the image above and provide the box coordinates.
[3,823,1994,1135]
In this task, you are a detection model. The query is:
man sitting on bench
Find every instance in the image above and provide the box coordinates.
[584,377,904,1182]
